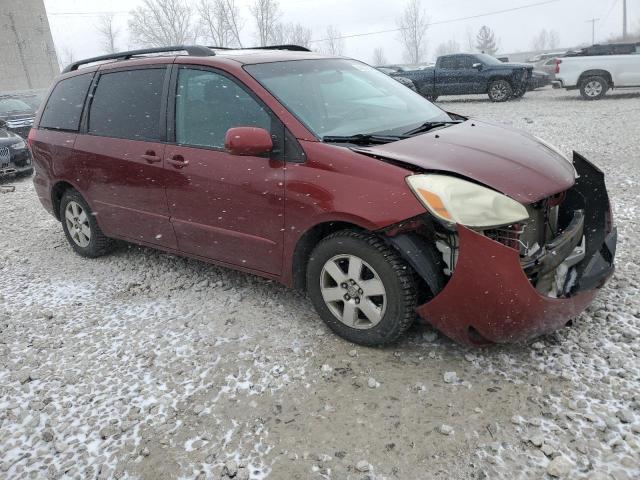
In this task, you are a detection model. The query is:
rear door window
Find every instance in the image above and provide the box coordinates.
[88,68,166,141]
[39,73,93,131]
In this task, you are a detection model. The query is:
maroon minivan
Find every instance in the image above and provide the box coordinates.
[29,45,616,346]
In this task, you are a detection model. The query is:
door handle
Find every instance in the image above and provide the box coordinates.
[167,154,189,169]
[141,151,161,163]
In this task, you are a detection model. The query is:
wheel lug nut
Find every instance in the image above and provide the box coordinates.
[341,283,347,289]
[349,279,356,285]
[355,298,360,304]
[358,288,363,294]
[344,294,350,300]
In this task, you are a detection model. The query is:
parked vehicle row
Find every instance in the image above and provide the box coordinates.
[29,45,616,347]
[391,53,534,102]
[374,42,640,102]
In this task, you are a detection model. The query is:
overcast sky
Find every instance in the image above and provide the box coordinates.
[45,0,638,64]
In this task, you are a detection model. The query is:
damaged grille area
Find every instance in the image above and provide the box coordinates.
[435,193,589,298]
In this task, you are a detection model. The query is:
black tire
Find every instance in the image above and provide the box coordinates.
[306,230,418,346]
[59,189,113,258]
[579,76,609,100]
[512,86,527,98]
[488,79,513,102]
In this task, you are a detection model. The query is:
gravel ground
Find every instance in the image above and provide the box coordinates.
[1,87,639,480]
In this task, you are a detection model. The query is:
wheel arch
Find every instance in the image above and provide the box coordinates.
[51,181,78,221]
[578,70,613,87]
[291,220,366,290]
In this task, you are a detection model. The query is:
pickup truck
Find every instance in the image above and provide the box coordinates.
[393,53,533,102]
[553,53,640,100]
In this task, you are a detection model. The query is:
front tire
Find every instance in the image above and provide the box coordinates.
[580,76,608,100]
[306,230,417,346]
[488,79,513,102]
[60,189,113,258]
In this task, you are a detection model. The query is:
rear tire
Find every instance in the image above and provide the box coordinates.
[60,189,113,258]
[488,79,513,102]
[306,230,418,346]
[580,76,608,100]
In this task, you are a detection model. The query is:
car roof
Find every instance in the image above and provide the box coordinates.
[61,46,336,74]
[210,48,332,64]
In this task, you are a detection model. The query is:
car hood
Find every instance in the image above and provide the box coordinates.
[353,120,576,204]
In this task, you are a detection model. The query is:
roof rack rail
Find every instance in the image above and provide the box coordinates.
[61,45,214,73]
[208,44,311,52]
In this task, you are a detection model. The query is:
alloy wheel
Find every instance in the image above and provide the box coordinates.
[320,254,387,329]
[491,83,508,101]
[584,80,603,97]
[65,201,91,248]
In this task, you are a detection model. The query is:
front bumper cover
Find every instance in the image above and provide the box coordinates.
[416,152,616,346]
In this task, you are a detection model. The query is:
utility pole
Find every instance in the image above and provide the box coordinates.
[586,17,600,45]
[622,0,628,40]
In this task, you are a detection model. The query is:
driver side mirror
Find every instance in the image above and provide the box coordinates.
[225,127,273,156]
[472,63,483,70]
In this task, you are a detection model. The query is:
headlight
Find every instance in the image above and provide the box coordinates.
[10,139,26,150]
[406,174,529,228]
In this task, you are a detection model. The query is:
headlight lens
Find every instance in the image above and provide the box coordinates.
[406,174,529,228]
[10,139,26,150]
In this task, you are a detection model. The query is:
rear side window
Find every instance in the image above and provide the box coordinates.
[40,73,93,131]
[88,68,165,141]
[439,57,460,69]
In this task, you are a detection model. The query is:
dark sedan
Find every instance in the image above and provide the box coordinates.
[0,96,37,139]
[0,120,33,178]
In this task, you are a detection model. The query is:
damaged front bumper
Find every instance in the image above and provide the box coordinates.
[415,152,616,346]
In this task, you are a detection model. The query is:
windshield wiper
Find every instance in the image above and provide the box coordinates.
[404,120,464,136]
[322,134,407,145]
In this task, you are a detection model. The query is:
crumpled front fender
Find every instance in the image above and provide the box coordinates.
[417,226,599,346]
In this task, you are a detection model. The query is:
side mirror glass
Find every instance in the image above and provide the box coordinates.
[472,63,483,70]
[224,127,273,156]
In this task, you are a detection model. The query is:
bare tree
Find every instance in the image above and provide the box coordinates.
[197,0,244,48]
[283,23,312,48]
[464,26,475,52]
[95,13,119,54]
[269,22,312,48]
[548,30,560,49]
[56,45,75,70]
[129,0,196,47]
[435,39,461,57]
[476,25,499,56]
[322,25,344,56]
[531,29,548,51]
[250,0,281,46]
[372,47,386,65]
[397,0,429,64]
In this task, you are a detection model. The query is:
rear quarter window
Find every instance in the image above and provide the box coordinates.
[39,73,93,131]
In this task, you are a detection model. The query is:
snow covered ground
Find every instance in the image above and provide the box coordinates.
[1,88,639,480]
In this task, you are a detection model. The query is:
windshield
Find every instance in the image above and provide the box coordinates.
[0,98,32,115]
[475,54,504,65]
[245,59,451,138]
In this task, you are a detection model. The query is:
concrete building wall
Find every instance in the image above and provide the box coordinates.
[0,0,59,92]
